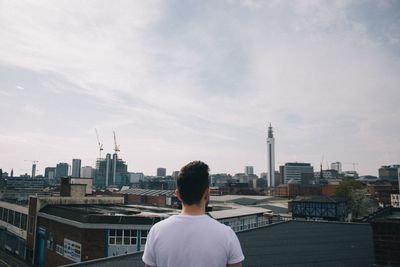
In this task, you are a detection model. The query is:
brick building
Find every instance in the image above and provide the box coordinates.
[113,188,179,207]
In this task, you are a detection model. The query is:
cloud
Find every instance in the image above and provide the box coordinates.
[0,0,399,175]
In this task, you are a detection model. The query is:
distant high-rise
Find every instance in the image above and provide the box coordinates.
[55,163,69,181]
[245,166,254,176]
[267,123,275,188]
[72,159,81,177]
[31,163,36,179]
[45,167,56,180]
[81,166,94,178]
[157,168,166,177]
[331,162,342,173]
[283,163,314,184]
[95,153,128,187]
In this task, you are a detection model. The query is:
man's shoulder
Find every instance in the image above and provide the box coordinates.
[151,215,178,229]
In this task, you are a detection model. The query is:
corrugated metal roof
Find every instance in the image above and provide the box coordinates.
[119,188,176,197]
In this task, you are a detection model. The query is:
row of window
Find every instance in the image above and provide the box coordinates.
[222,216,269,232]
[0,207,28,231]
[108,229,148,246]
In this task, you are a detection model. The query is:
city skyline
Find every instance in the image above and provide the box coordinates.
[1,1,400,176]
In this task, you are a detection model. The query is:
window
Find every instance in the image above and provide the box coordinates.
[140,230,148,245]
[56,244,64,255]
[0,207,3,221]
[14,212,21,228]
[109,229,137,246]
[123,230,130,245]
[3,209,8,223]
[131,230,137,245]
[116,230,122,245]
[8,210,14,225]
[21,214,27,230]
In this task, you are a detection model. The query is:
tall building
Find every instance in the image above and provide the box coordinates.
[44,167,56,180]
[245,166,254,176]
[55,163,69,181]
[72,159,81,177]
[81,166,94,178]
[157,168,166,177]
[95,153,128,187]
[331,162,342,173]
[267,123,275,188]
[283,163,314,184]
[31,163,36,179]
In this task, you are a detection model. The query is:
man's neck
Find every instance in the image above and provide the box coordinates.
[180,203,205,216]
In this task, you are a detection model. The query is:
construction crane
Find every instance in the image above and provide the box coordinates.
[113,131,120,154]
[95,129,104,159]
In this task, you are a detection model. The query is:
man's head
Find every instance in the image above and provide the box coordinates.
[176,161,209,205]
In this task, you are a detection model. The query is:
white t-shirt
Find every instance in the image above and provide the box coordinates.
[142,214,244,267]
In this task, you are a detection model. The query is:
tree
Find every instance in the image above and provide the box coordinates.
[334,180,369,219]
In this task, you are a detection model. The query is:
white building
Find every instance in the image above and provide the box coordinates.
[81,166,94,178]
[267,123,275,188]
[331,162,342,173]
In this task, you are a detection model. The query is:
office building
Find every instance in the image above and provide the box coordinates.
[283,163,314,184]
[331,162,342,173]
[55,163,69,181]
[267,123,275,188]
[81,166,94,179]
[44,167,56,181]
[72,159,81,177]
[95,153,128,187]
[157,168,166,177]
[245,166,254,176]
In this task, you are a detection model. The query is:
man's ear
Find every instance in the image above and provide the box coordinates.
[175,189,183,202]
[204,188,210,202]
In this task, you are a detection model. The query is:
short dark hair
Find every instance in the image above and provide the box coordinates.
[177,161,209,205]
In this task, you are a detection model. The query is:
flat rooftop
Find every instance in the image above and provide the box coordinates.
[63,220,374,267]
[38,204,175,225]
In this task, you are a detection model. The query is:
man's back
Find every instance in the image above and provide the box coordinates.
[142,214,244,267]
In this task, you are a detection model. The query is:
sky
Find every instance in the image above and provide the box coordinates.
[0,0,399,177]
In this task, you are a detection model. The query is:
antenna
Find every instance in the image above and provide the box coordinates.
[113,131,120,154]
[95,129,104,159]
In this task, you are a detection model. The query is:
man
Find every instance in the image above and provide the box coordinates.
[143,161,244,267]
